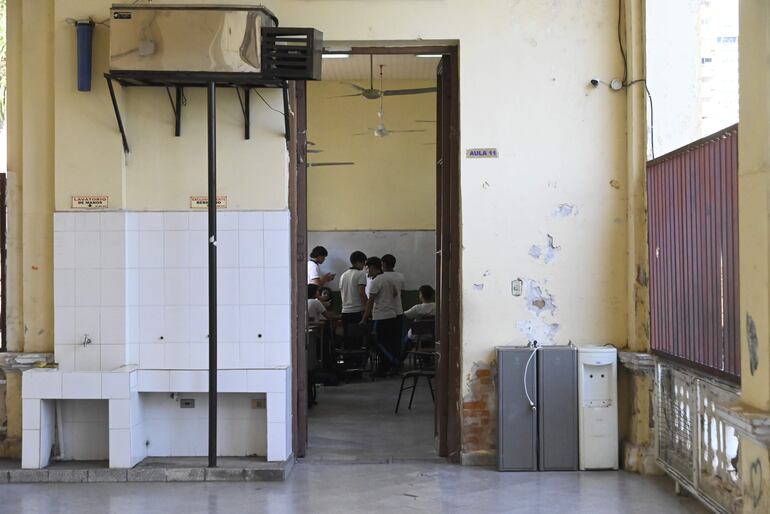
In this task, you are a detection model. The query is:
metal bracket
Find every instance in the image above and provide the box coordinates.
[105,75,130,154]
[235,88,251,140]
[166,86,185,137]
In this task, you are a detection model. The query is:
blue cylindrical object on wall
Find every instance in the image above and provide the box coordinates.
[76,20,95,92]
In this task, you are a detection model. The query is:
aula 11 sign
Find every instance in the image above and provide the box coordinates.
[466,148,498,158]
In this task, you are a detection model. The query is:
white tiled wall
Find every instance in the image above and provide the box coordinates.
[55,212,128,372]
[21,366,291,467]
[139,393,267,457]
[42,210,293,468]
[53,211,292,372]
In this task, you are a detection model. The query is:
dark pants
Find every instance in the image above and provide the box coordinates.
[341,311,364,332]
[373,317,401,372]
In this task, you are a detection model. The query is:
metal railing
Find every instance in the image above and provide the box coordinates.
[655,359,742,513]
[647,124,740,381]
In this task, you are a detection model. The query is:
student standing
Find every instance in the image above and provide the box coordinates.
[308,246,335,286]
[338,251,368,326]
[360,256,401,376]
[381,253,405,327]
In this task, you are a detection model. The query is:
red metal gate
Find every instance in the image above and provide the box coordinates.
[647,124,740,382]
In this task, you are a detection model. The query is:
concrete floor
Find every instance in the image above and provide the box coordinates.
[305,375,438,462]
[0,462,708,513]
[0,376,709,513]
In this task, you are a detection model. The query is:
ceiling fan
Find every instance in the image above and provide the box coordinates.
[352,66,428,138]
[305,141,355,167]
[331,55,437,100]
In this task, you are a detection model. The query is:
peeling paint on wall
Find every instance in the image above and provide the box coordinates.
[525,280,556,315]
[516,279,559,344]
[528,235,561,264]
[610,179,621,189]
[636,265,649,287]
[516,318,560,344]
[747,314,759,375]
[552,203,578,217]
[462,361,497,456]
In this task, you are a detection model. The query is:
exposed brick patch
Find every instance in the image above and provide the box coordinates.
[462,361,497,455]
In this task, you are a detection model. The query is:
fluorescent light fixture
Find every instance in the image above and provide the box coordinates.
[416,54,442,58]
[322,53,350,59]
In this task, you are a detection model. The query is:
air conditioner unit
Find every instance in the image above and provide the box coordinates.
[109,4,279,74]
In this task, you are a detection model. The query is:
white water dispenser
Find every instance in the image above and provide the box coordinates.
[577,346,618,470]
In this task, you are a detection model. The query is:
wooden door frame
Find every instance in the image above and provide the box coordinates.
[289,44,461,460]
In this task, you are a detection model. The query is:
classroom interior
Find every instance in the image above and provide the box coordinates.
[303,53,440,461]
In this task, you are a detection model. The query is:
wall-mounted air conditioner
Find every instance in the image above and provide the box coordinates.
[109,4,279,73]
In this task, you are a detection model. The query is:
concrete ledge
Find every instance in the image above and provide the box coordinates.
[1,456,293,483]
[88,469,128,482]
[127,468,167,482]
[166,468,205,482]
[9,470,48,483]
[47,469,89,483]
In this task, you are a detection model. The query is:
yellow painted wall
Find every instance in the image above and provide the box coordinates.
[10,0,633,459]
[307,80,436,231]
[52,0,288,212]
[12,0,630,367]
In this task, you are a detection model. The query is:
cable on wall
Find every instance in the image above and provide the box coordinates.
[616,0,655,159]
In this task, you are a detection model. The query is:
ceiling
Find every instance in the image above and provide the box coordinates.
[321,54,441,82]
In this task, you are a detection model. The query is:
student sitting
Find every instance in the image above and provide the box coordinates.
[401,285,436,357]
[307,284,334,323]
[318,286,334,310]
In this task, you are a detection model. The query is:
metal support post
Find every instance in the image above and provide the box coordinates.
[207,81,218,468]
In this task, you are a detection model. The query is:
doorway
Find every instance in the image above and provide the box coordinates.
[289,45,460,462]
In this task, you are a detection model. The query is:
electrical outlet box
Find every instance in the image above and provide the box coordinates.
[251,399,266,409]
[180,398,195,409]
[512,279,523,297]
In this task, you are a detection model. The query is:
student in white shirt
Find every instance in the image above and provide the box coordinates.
[308,246,335,286]
[307,284,333,323]
[338,251,368,327]
[381,253,405,318]
[402,285,436,357]
[360,256,401,376]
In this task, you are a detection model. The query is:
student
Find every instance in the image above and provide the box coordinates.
[307,284,333,323]
[318,286,334,310]
[381,253,405,325]
[360,256,401,376]
[402,285,436,356]
[338,251,368,326]
[308,246,335,286]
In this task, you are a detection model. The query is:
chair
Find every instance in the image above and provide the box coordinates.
[395,352,437,413]
[334,322,370,377]
[395,317,437,413]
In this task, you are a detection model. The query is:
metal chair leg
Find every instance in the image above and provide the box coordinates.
[395,374,409,413]
[408,374,420,410]
[427,375,435,402]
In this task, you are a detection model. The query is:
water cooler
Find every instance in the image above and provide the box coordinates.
[497,346,578,471]
[577,346,618,470]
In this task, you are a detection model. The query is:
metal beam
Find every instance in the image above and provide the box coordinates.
[207,81,218,468]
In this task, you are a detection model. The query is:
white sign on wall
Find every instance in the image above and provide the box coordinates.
[189,196,228,209]
[71,195,109,209]
[465,148,499,158]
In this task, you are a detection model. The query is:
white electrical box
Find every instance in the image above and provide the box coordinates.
[577,346,618,470]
